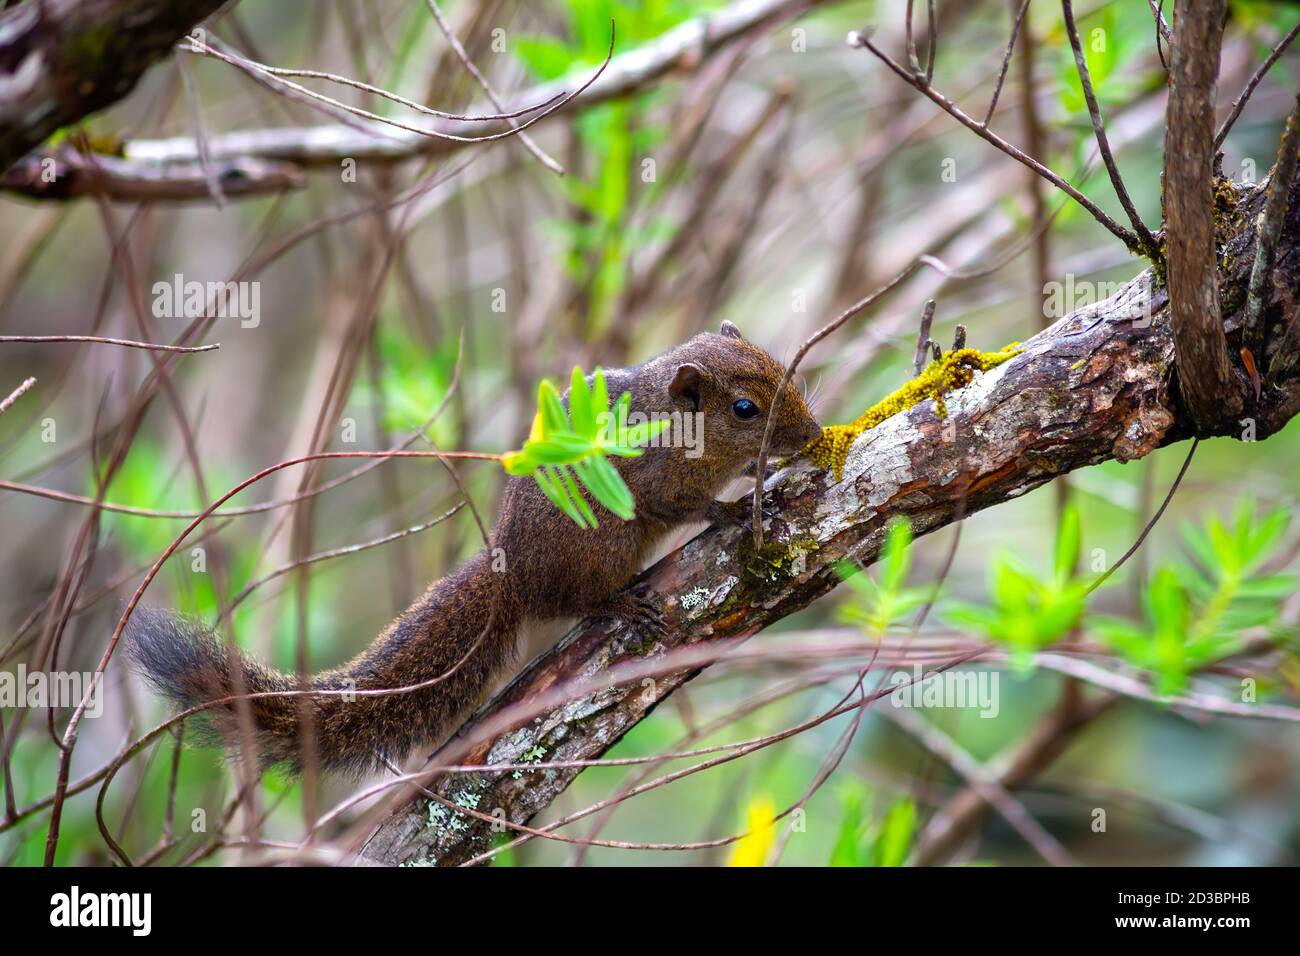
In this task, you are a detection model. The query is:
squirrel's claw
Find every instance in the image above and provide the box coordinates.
[596,589,668,638]
[706,496,775,527]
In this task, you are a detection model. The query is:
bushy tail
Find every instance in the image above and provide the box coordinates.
[124,552,522,775]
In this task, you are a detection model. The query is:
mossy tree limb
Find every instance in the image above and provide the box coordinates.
[363,174,1300,867]
[0,0,227,173]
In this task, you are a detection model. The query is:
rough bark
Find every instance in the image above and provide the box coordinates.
[1163,0,1240,429]
[0,0,227,173]
[362,173,1300,866]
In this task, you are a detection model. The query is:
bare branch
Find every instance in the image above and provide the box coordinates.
[1216,20,1300,149]
[982,0,1032,128]
[0,334,218,352]
[1163,0,1241,429]
[183,32,610,150]
[913,299,937,375]
[422,0,563,175]
[0,376,36,416]
[1061,0,1158,255]
[847,29,1139,247]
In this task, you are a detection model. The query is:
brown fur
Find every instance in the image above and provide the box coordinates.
[124,325,821,775]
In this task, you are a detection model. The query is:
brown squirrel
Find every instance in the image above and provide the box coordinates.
[125,321,821,775]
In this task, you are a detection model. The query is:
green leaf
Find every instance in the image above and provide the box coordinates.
[526,432,596,464]
[569,366,595,436]
[539,380,569,436]
[591,369,610,435]
[534,468,586,528]
[879,519,913,594]
[557,466,598,528]
[576,456,635,520]
[504,366,657,526]
[1054,503,1081,585]
[877,799,916,867]
[829,787,869,867]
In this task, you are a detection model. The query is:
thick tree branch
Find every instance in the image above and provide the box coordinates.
[0,0,227,173]
[361,172,1300,867]
[0,146,303,200]
[1163,0,1241,429]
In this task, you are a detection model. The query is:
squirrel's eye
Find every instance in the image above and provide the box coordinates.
[732,399,760,420]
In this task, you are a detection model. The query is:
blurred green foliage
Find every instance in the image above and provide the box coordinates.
[830,784,916,867]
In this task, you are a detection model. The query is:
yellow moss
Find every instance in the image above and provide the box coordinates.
[802,343,1023,480]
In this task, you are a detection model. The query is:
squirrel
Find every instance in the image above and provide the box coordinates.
[124,321,822,776]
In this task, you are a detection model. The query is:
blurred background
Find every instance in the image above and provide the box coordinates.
[1,0,1299,866]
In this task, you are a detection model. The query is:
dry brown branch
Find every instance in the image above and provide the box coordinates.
[1061,0,1157,255]
[1215,19,1300,149]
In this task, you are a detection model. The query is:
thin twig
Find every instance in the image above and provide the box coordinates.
[1148,0,1172,41]
[177,54,225,208]
[925,0,937,84]
[0,377,36,416]
[847,30,1139,247]
[183,27,613,149]
[982,0,1032,128]
[905,0,921,75]
[1061,0,1157,255]
[185,39,565,123]
[913,299,936,374]
[0,335,218,353]
[423,0,564,175]
[1216,20,1300,149]
[1087,438,1198,594]
[886,707,1077,866]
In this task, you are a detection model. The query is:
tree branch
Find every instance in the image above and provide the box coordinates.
[1163,0,1241,429]
[0,0,227,173]
[0,147,304,201]
[122,0,825,171]
[361,172,1300,866]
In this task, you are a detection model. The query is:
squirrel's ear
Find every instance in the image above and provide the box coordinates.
[669,362,707,411]
[719,320,745,341]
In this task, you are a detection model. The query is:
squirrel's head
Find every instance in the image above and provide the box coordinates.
[665,321,822,468]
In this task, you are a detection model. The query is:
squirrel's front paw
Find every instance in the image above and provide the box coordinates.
[706,496,775,527]
[596,589,668,637]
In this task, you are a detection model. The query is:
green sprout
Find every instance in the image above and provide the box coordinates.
[502,366,670,528]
